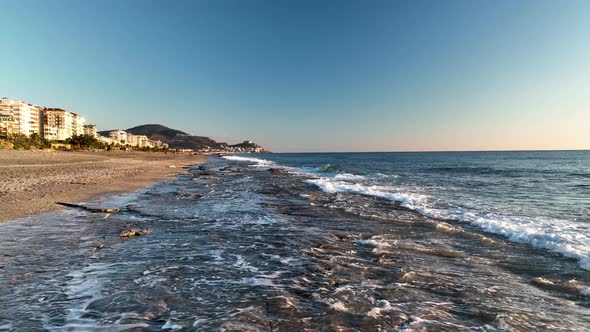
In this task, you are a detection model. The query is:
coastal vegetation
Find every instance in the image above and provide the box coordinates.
[1,122,265,153]
[0,134,170,152]
[67,134,107,150]
[0,133,51,150]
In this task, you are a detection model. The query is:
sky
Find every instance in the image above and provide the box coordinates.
[1,0,589,152]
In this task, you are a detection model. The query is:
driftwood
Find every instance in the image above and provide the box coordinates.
[55,202,120,214]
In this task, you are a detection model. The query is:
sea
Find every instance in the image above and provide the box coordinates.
[0,151,588,331]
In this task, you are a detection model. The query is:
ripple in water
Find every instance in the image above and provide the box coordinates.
[0,154,588,331]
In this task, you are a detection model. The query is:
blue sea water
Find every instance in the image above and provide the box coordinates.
[227,151,590,270]
[1,151,589,331]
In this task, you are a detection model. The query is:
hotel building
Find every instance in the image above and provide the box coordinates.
[0,112,16,137]
[0,98,42,136]
[108,130,128,144]
[83,124,98,137]
[127,133,150,147]
[41,108,85,141]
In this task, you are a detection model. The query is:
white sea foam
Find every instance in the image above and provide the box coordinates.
[359,238,395,255]
[421,208,590,271]
[306,178,428,211]
[240,276,275,287]
[359,239,391,249]
[334,173,366,181]
[372,172,399,179]
[222,155,274,167]
[222,156,590,271]
[233,254,259,272]
[43,263,149,332]
[367,300,396,318]
[305,176,590,271]
[210,249,224,263]
[240,215,280,225]
[161,320,183,330]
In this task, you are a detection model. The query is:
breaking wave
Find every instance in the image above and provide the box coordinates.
[307,176,590,271]
[222,155,275,166]
[225,155,590,271]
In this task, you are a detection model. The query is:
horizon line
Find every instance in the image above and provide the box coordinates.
[270,148,590,154]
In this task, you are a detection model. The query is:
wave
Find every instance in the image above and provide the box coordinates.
[222,155,590,271]
[425,208,590,270]
[222,155,275,167]
[307,176,590,271]
[334,173,367,181]
[222,156,382,183]
[306,178,427,211]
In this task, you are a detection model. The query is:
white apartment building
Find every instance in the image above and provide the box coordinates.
[41,108,85,141]
[109,130,128,144]
[0,98,42,136]
[0,112,17,137]
[97,135,117,145]
[83,124,98,137]
[0,97,92,141]
[73,113,85,136]
[127,133,150,147]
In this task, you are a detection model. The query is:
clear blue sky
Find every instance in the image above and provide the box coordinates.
[1,0,589,152]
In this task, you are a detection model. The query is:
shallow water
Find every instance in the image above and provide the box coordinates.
[230,151,590,271]
[0,154,589,331]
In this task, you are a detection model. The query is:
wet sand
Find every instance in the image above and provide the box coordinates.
[0,150,206,223]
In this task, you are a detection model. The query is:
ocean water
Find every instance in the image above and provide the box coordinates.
[0,151,589,331]
[234,151,590,270]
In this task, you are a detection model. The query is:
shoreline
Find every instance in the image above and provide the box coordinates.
[0,150,207,223]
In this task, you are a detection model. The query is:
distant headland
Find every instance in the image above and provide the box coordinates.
[100,124,266,153]
[0,97,266,153]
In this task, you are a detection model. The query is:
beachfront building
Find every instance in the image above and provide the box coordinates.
[0,112,17,137]
[0,98,42,136]
[83,124,98,137]
[73,113,85,136]
[0,97,93,142]
[151,140,168,149]
[127,133,150,147]
[41,108,85,141]
[108,130,128,144]
[97,135,117,145]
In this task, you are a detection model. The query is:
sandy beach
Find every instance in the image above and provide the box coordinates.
[0,150,206,223]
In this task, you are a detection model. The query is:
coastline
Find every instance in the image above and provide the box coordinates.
[0,150,206,223]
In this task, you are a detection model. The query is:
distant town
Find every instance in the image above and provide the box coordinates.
[0,97,265,153]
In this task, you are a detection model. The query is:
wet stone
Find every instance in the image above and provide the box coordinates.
[120,229,153,238]
[0,156,589,331]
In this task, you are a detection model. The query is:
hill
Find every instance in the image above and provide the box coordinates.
[99,124,224,149]
[124,124,187,141]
